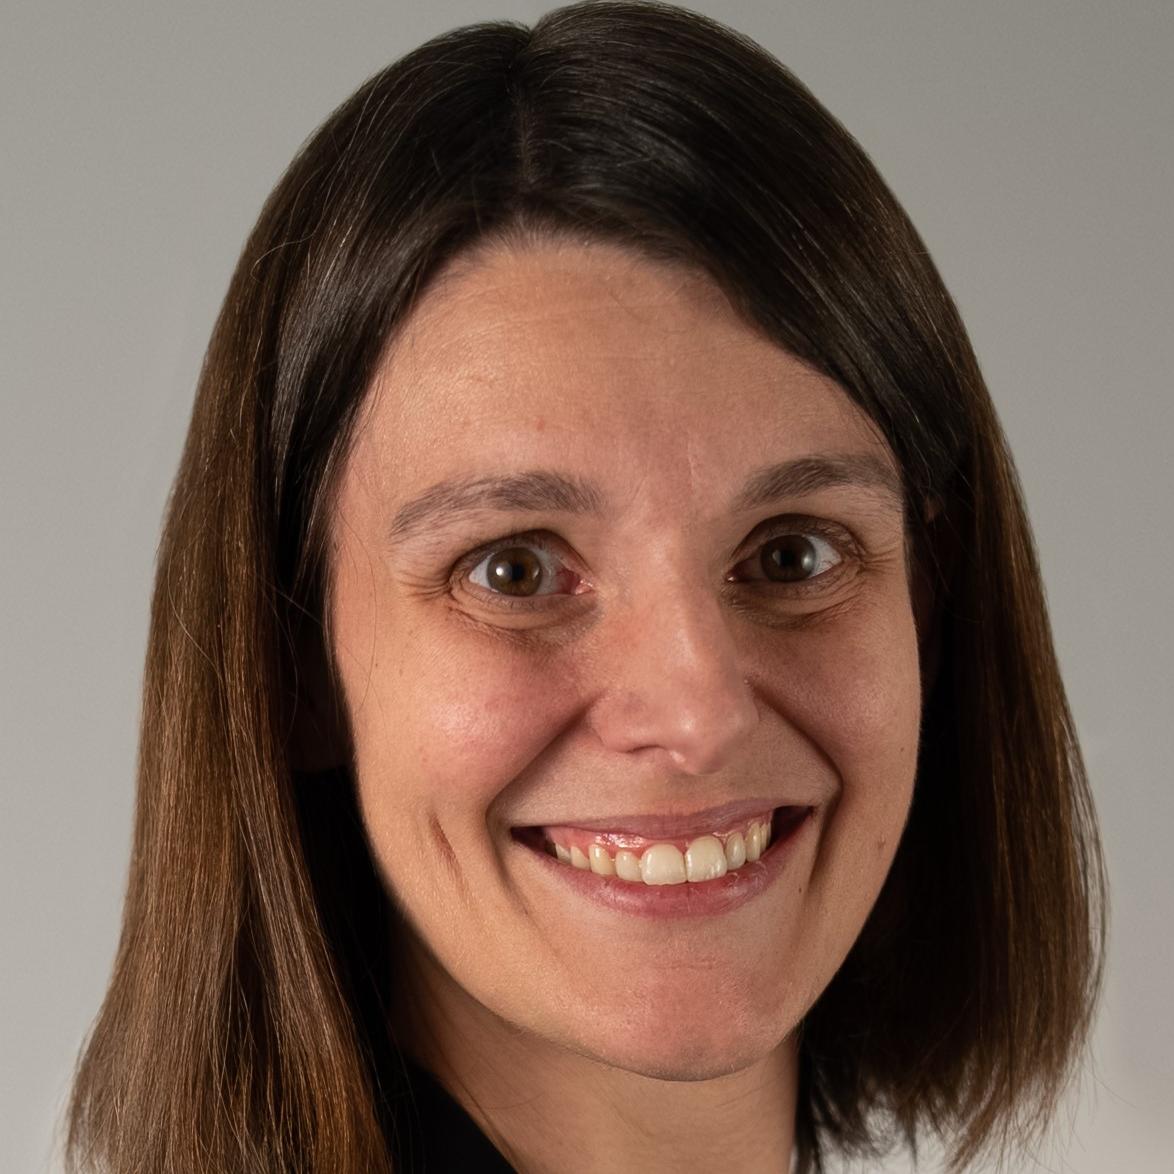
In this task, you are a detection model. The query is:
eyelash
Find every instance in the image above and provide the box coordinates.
[453,518,858,613]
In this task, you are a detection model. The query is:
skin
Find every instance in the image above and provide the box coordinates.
[325,238,928,1172]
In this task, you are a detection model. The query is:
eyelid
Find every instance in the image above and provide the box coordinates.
[733,514,853,557]
[456,529,568,577]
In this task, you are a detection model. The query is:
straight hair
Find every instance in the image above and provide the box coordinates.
[66,3,1107,1171]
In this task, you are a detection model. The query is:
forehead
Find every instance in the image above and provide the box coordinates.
[352,240,895,499]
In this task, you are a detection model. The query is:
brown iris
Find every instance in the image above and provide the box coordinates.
[486,547,545,596]
[760,534,819,582]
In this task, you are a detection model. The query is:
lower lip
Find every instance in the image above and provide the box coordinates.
[513,806,814,919]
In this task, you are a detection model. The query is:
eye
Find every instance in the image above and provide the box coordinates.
[463,534,582,606]
[458,520,852,611]
[728,526,846,587]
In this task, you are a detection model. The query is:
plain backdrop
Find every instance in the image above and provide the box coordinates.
[2,1,1171,1170]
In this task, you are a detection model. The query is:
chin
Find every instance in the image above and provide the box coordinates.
[563,978,792,1082]
[582,1026,783,1084]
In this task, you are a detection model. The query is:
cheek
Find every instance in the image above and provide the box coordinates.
[757,594,921,991]
[346,604,584,822]
[755,592,923,789]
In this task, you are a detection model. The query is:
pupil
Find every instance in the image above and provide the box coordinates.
[488,547,543,595]
[762,536,817,581]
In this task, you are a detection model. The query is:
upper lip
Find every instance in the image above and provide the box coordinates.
[520,797,812,840]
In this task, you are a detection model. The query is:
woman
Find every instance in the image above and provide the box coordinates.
[65,2,1107,1171]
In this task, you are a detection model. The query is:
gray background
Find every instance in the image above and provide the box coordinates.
[3,1,1171,1170]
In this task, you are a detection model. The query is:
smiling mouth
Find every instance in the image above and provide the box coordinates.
[512,806,810,888]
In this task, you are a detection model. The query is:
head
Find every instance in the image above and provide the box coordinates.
[328,234,925,1084]
[68,4,1107,1173]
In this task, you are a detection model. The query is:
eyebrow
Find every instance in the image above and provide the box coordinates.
[388,452,904,546]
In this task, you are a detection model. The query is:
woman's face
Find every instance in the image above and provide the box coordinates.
[327,239,924,1080]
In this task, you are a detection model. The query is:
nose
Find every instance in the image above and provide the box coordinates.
[587,578,759,776]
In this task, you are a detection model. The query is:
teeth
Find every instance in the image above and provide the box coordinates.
[615,849,642,882]
[588,843,615,876]
[543,811,787,887]
[639,843,687,885]
[745,821,762,862]
[725,831,746,870]
[684,835,727,882]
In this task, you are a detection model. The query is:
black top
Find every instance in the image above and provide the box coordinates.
[383,1054,516,1172]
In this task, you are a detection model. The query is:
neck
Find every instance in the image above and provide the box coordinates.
[392,942,799,1174]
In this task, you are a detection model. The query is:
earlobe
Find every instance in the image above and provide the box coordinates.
[289,620,351,772]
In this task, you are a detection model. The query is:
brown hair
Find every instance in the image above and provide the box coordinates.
[65,2,1107,1171]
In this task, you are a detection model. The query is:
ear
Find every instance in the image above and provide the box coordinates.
[288,619,351,772]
